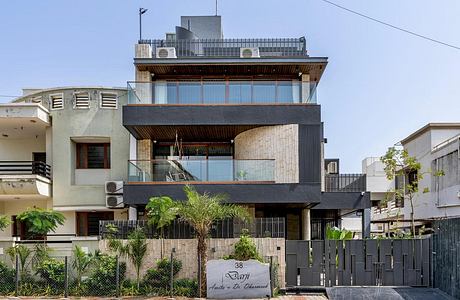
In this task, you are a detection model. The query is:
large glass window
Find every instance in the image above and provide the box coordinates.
[178,82,201,104]
[203,81,226,103]
[253,81,276,103]
[76,143,110,169]
[228,82,252,103]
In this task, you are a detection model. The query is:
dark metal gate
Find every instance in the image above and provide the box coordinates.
[286,238,432,287]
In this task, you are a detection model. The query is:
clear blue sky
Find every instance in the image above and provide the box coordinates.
[1,0,459,172]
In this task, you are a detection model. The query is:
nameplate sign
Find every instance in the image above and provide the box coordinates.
[206,259,271,299]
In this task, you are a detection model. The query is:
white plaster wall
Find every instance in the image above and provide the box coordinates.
[75,169,110,185]
[402,128,460,220]
[234,125,299,183]
[0,198,48,238]
[48,88,129,209]
[0,135,45,160]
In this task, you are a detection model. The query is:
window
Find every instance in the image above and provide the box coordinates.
[100,92,118,109]
[433,150,459,191]
[76,212,114,236]
[76,143,110,169]
[49,93,64,110]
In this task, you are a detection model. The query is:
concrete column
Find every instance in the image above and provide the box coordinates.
[128,206,138,221]
[301,74,311,103]
[136,139,152,180]
[134,44,152,104]
[362,208,371,238]
[301,208,311,240]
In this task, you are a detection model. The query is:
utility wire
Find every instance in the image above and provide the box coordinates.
[0,95,19,98]
[318,0,460,51]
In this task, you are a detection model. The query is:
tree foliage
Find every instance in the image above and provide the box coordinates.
[381,146,444,237]
[176,185,250,296]
[146,195,178,237]
[0,215,11,232]
[17,208,65,237]
[326,226,354,240]
[108,228,147,289]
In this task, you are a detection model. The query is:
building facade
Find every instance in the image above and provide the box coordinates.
[122,16,371,240]
[367,123,460,234]
[0,87,129,239]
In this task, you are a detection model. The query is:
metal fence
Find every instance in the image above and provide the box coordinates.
[286,238,432,287]
[139,38,308,58]
[0,246,278,297]
[433,217,460,299]
[325,173,367,192]
[100,217,285,239]
[0,161,51,179]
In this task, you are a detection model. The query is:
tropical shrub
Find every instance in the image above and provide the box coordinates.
[143,257,182,288]
[17,208,65,240]
[173,278,198,297]
[326,226,354,240]
[83,254,126,296]
[230,230,262,261]
[141,257,197,297]
[0,261,15,295]
[35,259,65,294]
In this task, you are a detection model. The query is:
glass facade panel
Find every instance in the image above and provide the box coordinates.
[203,81,226,103]
[253,81,276,103]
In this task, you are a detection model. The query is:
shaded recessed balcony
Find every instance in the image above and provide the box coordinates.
[127,80,317,105]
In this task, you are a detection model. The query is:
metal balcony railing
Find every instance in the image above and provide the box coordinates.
[127,80,317,105]
[325,174,366,192]
[139,37,308,58]
[128,159,275,183]
[0,161,51,180]
[100,218,285,239]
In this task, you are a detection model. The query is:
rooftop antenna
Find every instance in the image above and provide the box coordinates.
[215,0,218,16]
[139,8,148,41]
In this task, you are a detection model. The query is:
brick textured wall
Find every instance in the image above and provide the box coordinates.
[235,125,299,183]
[100,238,286,287]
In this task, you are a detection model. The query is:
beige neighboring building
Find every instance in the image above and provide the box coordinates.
[366,123,460,235]
[0,87,129,240]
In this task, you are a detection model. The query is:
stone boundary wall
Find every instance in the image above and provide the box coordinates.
[99,238,286,287]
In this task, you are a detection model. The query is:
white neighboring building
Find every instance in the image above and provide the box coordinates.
[365,123,460,234]
[0,87,129,240]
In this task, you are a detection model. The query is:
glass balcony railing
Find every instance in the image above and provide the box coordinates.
[128,159,275,183]
[127,80,317,104]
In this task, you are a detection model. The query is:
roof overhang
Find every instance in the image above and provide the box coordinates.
[134,57,328,82]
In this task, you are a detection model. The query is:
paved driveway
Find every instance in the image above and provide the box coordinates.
[326,287,455,300]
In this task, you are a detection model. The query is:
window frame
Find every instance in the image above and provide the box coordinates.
[76,143,111,169]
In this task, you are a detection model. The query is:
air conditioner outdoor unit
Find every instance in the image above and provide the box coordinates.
[105,181,123,194]
[240,47,260,58]
[106,195,124,209]
[156,47,177,59]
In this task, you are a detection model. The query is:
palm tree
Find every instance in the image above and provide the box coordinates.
[72,245,93,288]
[176,185,250,296]
[108,227,147,289]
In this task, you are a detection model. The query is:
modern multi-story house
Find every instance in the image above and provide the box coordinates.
[122,15,371,240]
[366,123,460,234]
[0,87,129,239]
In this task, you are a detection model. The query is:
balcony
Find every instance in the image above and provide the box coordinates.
[128,159,275,183]
[0,161,52,198]
[325,174,367,192]
[139,38,307,58]
[127,80,317,105]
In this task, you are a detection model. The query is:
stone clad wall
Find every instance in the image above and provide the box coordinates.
[99,238,286,288]
[234,125,299,183]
